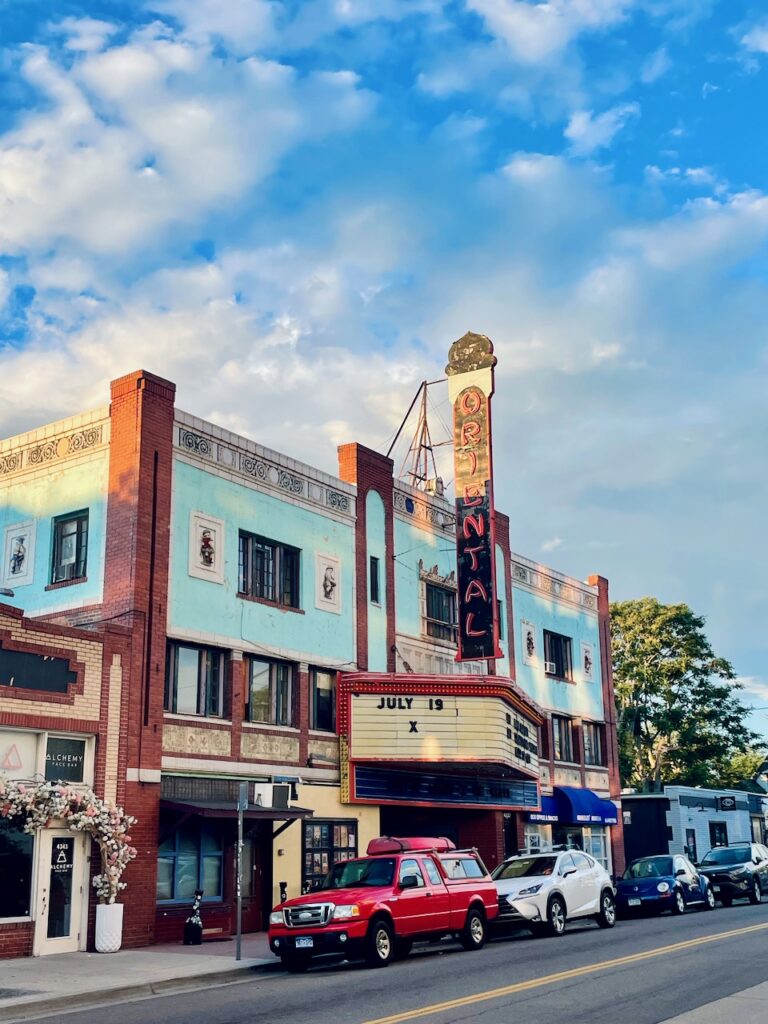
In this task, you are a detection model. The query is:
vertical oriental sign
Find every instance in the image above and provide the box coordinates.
[446,332,502,662]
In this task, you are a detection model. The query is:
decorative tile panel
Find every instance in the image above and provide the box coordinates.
[393,488,455,533]
[0,425,106,478]
[512,560,598,612]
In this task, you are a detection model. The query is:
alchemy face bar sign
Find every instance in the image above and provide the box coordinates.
[446,332,502,661]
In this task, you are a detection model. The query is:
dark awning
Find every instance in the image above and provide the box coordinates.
[525,788,618,826]
[160,798,314,821]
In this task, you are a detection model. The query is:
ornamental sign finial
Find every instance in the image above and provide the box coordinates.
[446,331,502,663]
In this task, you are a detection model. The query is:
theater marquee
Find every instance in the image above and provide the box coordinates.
[339,673,543,811]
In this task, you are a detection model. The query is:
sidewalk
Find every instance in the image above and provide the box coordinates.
[0,934,278,1023]
[661,981,768,1024]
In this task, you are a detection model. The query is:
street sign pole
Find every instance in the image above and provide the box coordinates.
[236,781,248,961]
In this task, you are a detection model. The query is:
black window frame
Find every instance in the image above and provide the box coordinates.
[0,819,34,918]
[709,821,728,848]
[164,642,225,718]
[370,556,381,604]
[309,666,336,732]
[156,820,224,904]
[246,656,296,727]
[302,819,358,893]
[582,722,606,766]
[238,530,300,609]
[425,582,458,643]
[497,599,504,641]
[51,509,89,583]
[543,630,573,681]
[552,715,575,763]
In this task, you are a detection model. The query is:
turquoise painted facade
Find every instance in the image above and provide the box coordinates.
[512,583,604,721]
[494,543,510,677]
[168,458,355,665]
[0,454,108,613]
[393,515,452,641]
[365,489,388,672]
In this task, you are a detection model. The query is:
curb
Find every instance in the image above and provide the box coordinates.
[0,960,282,1023]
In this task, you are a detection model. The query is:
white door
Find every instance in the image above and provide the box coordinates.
[33,831,87,956]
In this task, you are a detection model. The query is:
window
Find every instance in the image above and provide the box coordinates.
[51,510,88,583]
[497,600,504,641]
[685,829,698,864]
[543,630,573,680]
[310,667,336,732]
[164,643,224,717]
[399,858,426,886]
[370,556,380,604]
[441,856,484,879]
[582,723,606,766]
[0,820,33,918]
[238,531,300,609]
[303,820,357,892]
[425,583,457,643]
[552,715,575,762]
[157,822,223,902]
[247,657,295,727]
[423,857,442,886]
[709,821,728,848]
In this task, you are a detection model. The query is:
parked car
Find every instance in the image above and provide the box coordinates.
[616,855,716,916]
[697,843,768,907]
[491,849,616,937]
[268,837,498,972]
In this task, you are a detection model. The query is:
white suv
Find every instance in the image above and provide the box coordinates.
[491,850,616,937]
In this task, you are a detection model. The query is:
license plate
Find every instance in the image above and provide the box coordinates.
[295,937,314,949]
[628,898,642,907]
[713,886,720,893]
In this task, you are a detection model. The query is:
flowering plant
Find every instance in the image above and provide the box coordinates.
[0,776,138,903]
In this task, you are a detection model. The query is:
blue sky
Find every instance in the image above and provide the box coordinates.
[1,1,767,739]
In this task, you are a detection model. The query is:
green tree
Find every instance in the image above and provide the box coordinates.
[717,749,768,789]
[610,598,759,791]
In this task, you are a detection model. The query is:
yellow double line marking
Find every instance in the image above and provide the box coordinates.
[362,921,768,1024]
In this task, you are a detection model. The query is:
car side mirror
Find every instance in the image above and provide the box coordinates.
[561,868,577,878]
[754,857,762,865]
[675,869,686,878]
[400,874,420,890]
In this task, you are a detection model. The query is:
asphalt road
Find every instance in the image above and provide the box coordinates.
[53,901,768,1024]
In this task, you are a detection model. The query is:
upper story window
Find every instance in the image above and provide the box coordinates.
[247,656,295,727]
[544,630,573,681]
[425,583,458,644]
[51,510,88,583]
[552,715,575,763]
[369,556,380,604]
[583,722,606,767]
[238,531,300,609]
[165,642,225,718]
[310,667,336,732]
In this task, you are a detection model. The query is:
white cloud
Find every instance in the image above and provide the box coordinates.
[53,17,118,52]
[565,101,640,155]
[0,269,9,310]
[641,46,671,84]
[742,21,768,55]
[467,0,633,64]
[148,0,278,53]
[0,29,375,256]
[541,536,563,552]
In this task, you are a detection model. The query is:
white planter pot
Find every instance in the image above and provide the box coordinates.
[95,903,124,953]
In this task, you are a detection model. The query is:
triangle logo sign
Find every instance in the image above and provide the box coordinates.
[56,847,68,865]
[1,743,22,772]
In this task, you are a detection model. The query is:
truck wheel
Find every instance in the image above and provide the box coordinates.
[366,918,395,968]
[545,896,567,936]
[749,879,762,904]
[460,908,487,951]
[595,891,616,928]
[282,953,311,973]
[394,939,413,960]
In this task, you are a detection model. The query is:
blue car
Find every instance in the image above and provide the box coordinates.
[616,854,716,916]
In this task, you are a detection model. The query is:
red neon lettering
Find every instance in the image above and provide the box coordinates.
[462,513,485,539]
[460,389,482,415]
[463,545,483,571]
[460,420,481,446]
[464,579,488,603]
[465,450,477,476]
[463,485,483,508]
[465,612,487,637]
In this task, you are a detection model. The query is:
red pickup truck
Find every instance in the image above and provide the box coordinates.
[268,837,498,971]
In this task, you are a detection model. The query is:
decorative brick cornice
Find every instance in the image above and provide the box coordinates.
[0,423,108,479]
[393,484,455,534]
[511,555,598,613]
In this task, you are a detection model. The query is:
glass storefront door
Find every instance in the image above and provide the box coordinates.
[33,831,87,955]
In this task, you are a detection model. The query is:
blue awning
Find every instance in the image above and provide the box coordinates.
[554,787,618,825]
[527,795,559,823]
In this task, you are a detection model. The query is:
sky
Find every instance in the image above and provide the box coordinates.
[0,1,767,738]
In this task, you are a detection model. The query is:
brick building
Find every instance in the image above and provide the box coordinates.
[0,366,623,956]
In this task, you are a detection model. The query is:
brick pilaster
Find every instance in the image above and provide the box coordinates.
[338,444,396,673]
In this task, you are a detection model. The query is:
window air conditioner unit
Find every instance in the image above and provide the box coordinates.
[544,661,557,675]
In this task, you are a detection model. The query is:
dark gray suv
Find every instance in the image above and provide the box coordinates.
[697,843,768,906]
